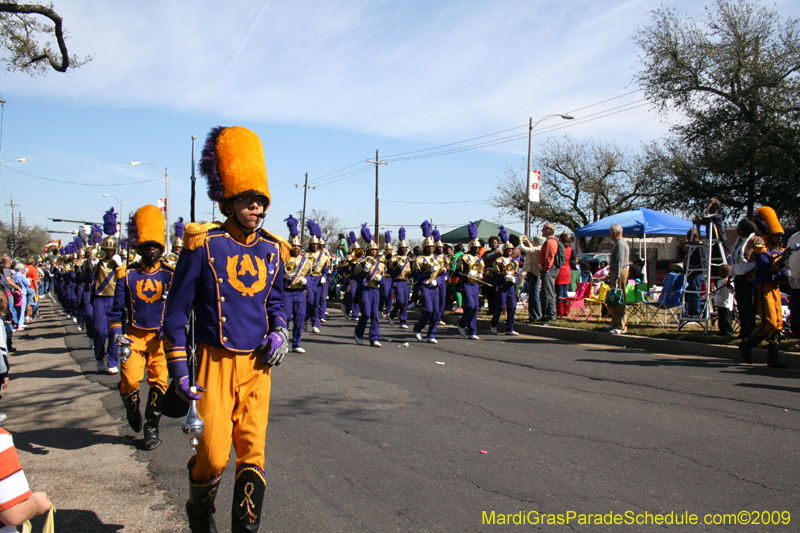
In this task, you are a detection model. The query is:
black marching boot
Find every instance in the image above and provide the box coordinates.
[738,331,765,365]
[186,468,221,533]
[120,388,143,432]
[142,386,165,450]
[231,464,266,532]
[766,342,789,369]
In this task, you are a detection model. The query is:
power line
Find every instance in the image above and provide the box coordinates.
[2,165,163,187]
[382,199,487,205]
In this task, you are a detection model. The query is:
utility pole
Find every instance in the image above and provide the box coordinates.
[366,150,387,240]
[525,117,533,237]
[165,167,171,256]
[6,194,18,256]
[295,173,316,244]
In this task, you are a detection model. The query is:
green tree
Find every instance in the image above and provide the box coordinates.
[0,1,91,74]
[633,0,800,219]
[0,220,50,258]
[490,136,668,249]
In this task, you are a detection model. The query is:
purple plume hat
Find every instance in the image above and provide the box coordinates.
[120,238,127,250]
[432,226,441,242]
[498,225,508,244]
[74,236,84,249]
[90,224,103,246]
[126,214,138,249]
[285,215,299,237]
[174,217,185,239]
[468,221,478,240]
[360,223,373,243]
[199,126,227,202]
[103,207,117,236]
[348,231,357,247]
[384,230,391,244]
[420,220,431,238]
[398,227,406,241]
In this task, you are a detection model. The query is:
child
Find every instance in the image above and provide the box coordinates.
[0,292,8,427]
[714,264,736,336]
[0,428,52,529]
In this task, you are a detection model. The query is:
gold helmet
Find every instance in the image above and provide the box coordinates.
[101,235,118,250]
[366,240,379,251]
[172,237,184,249]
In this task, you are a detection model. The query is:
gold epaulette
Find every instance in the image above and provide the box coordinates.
[261,230,291,263]
[184,222,223,251]
[115,265,127,279]
[754,243,767,254]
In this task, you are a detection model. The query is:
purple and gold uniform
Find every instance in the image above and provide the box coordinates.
[412,221,440,341]
[388,227,411,327]
[739,206,790,368]
[109,205,173,451]
[354,224,384,346]
[163,126,288,532]
[283,215,312,351]
[304,219,328,330]
[432,227,449,324]
[457,222,485,339]
[317,241,332,322]
[489,227,519,334]
[378,232,393,316]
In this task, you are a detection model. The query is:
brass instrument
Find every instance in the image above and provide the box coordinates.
[165,252,180,265]
[351,248,364,259]
[285,261,296,273]
[362,256,377,273]
[504,261,518,274]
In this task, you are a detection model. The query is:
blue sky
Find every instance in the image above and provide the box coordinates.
[1,0,798,241]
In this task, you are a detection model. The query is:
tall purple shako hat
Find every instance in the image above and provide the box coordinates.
[421,220,434,248]
[126,214,139,250]
[173,217,185,249]
[498,225,513,250]
[89,224,103,246]
[432,226,442,248]
[383,230,392,251]
[307,219,322,245]
[468,221,481,249]
[361,223,377,251]
[285,215,300,246]
[101,207,119,249]
[397,227,408,249]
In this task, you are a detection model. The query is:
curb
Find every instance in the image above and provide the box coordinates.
[403,309,799,368]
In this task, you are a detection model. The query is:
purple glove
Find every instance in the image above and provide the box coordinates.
[257,327,289,367]
[177,375,201,401]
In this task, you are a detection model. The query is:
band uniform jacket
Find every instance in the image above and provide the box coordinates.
[162,223,288,378]
[108,260,174,332]
[456,254,484,284]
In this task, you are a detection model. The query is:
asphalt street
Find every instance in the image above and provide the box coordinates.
[66,311,800,533]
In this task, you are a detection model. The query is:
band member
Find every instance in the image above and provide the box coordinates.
[412,220,440,343]
[489,226,520,336]
[388,227,411,329]
[338,232,362,319]
[739,206,795,368]
[354,224,384,347]
[92,209,124,374]
[284,215,312,353]
[457,222,484,340]
[71,238,86,327]
[108,205,172,452]
[304,220,326,334]
[163,126,289,532]
[433,227,449,325]
[173,217,185,254]
[379,231,393,317]
[317,236,331,324]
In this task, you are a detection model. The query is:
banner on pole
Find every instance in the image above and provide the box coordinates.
[527,170,541,203]
[157,198,166,212]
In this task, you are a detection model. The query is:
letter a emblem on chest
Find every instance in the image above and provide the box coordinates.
[136,278,163,303]
[227,254,268,297]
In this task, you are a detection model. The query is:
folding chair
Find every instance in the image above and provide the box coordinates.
[564,282,593,320]
[626,282,649,324]
[584,283,611,321]
[641,273,685,326]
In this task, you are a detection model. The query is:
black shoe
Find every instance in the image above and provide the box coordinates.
[232,464,266,532]
[187,469,221,533]
[766,344,788,369]
[121,388,143,433]
[738,341,753,364]
[142,386,164,450]
[540,320,554,327]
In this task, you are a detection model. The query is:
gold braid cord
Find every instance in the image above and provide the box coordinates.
[239,482,258,523]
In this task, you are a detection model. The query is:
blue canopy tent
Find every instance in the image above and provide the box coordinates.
[575,208,694,283]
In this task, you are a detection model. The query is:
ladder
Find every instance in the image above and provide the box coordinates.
[678,222,729,333]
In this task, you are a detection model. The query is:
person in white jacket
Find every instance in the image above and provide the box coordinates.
[519,234,544,322]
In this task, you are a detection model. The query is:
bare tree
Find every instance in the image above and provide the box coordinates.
[296,209,343,250]
[0,1,91,75]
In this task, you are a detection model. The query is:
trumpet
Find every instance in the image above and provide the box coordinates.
[362,256,377,272]
[165,252,180,265]
[285,261,296,273]
[351,248,364,259]
[504,261,518,274]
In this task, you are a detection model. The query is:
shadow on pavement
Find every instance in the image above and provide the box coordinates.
[576,357,734,368]
[13,427,130,455]
[271,393,387,422]
[29,509,124,532]
[8,367,85,379]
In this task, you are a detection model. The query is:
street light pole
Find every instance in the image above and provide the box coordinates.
[366,150,387,240]
[524,114,574,236]
[129,161,170,255]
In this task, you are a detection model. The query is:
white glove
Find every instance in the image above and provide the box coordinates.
[375,274,382,282]
[430,279,438,287]
[299,277,307,286]
[477,273,483,280]
[505,275,515,283]
[112,254,124,267]
[90,258,100,268]
[320,276,326,284]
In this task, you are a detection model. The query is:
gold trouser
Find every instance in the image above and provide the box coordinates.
[119,325,168,396]
[755,282,783,336]
[190,343,272,483]
[610,267,629,330]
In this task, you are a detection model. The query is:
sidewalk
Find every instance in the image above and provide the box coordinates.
[1,298,180,532]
